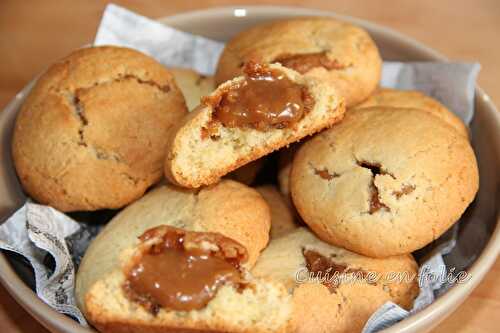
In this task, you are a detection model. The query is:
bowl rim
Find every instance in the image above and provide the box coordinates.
[0,5,499,333]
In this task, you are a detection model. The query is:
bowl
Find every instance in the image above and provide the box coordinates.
[0,5,499,333]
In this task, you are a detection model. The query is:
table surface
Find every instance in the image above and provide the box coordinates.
[0,1,498,332]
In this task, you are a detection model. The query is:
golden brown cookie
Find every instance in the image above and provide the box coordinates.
[356,88,469,138]
[256,185,300,238]
[291,107,479,257]
[12,46,188,212]
[169,67,215,110]
[216,17,381,107]
[76,180,293,333]
[278,89,470,204]
[252,228,419,333]
[165,62,345,188]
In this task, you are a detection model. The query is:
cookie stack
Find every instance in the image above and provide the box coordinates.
[12,17,478,333]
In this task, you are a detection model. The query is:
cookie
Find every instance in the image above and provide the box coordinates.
[12,46,188,212]
[252,228,419,333]
[291,107,479,257]
[356,88,469,138]
[215,17,381,107]
[165,62,345,188]
[278,89,470,206]
[256,185,300,238]
[169,67,215,110]
[76,180,293,333]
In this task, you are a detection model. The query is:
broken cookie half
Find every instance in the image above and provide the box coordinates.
[165,61,345,188]
[82,225,291,333]
[76,181,293,333]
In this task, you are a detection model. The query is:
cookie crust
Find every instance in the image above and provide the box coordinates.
[356,88,469,138]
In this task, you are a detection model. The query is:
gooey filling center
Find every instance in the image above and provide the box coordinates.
[303,249,369,292]
[123,226,247,313]
[213,62,314,130]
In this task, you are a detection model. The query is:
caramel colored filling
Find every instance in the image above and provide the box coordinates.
[213,62,314,131]
[274,52,346,74]
[123,226,247,313]
[369,185,388,214]
[303,249,348,275]
[303,249,369,292]
[357,161,390,214]
[393,184,416,199]
[314,167,338,180]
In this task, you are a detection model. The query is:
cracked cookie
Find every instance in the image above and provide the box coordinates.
[215,17,381,107]
[252,228,419,333]
[12,46,188,212]
[76,180,294,333]
[278,89,470,211]
[169,67,214,111]
[164,61,345,188]
[356,88,469,138]
[290,107,479,257]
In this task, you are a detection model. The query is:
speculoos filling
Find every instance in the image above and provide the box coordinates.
[123,225,247,314]
[211,62,314,131]
[303,249,370,292]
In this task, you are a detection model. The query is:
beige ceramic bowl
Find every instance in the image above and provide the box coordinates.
[0,6,499,333]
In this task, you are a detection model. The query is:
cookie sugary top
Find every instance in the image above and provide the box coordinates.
[215,17,381,107]
[12,46,187,211]
[356,88,469,138]
[291,107,479,257]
